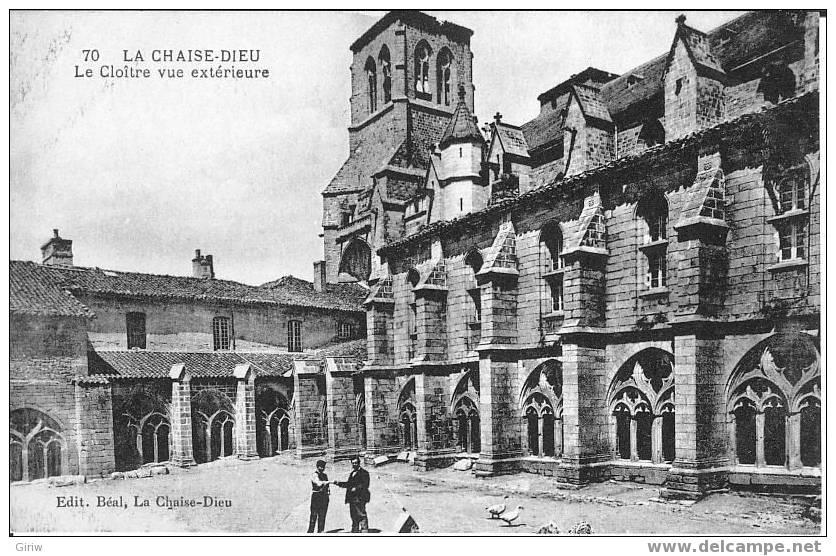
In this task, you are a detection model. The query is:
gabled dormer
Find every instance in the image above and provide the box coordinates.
[664,15,729,140]
[486,115,532,196]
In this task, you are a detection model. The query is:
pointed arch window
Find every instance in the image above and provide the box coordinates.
[437,48,453,106]
[364,57,377,113]
[10,409,68,482]
[608,349,675,464]
[520,360,563,458]
[378,46,392,103]
[414,42,432,100]
[727,333,820,469]
[637,194,669,289]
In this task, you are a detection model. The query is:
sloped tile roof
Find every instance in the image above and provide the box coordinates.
[675,23,726,75]
[11,260,365,314]
[88,350,296,379]
[600,54,667,121]
[439,92,484,149]
[495,124,530,158]
[259,275,367,311]
[10,261,94,318]
[521,92,570,153]
[87,339,367,379]
[324,138,393,194]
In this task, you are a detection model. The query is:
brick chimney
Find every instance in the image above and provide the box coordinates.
[191,249,215,279]
[313,260,326,293]
[41,229,73,266]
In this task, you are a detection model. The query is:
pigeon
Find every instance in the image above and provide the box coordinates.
[499,505,524,526]
[486,495,509,519]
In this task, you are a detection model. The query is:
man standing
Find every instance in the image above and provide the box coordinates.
[307,459,330,533]
[335,455,370,533]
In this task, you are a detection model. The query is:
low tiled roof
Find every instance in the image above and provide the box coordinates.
[259,275,367,311]
[88,350,296,379]
[10,260,365,314]
[10,261,94,318]
[87,339,367,379]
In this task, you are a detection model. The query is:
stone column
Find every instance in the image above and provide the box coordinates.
[292,360,327,459]
[233,364,258,460]
[652,416,664,463]
[661,328,730,499]
[629,419,639,461]
[168,364,196,467]
[755,412,766,467]
[787,412,802,470]
[555,416,564,457]
[325,358,361,461]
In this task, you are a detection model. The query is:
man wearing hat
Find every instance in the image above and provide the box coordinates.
[307,459,330,533]
[334,455,370,533]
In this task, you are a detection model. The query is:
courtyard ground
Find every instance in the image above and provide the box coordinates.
[10,454,820,535]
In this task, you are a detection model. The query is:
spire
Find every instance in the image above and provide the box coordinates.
[438,84,483,149]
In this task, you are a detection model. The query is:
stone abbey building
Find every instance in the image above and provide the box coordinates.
[322,10,821,498]
[10,233,367,482]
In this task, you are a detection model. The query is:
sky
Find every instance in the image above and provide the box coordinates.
[9,10,746,286]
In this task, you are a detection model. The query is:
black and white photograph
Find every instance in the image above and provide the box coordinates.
[8,8,825,544]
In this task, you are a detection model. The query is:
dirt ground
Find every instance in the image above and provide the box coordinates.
[9,454,820,535]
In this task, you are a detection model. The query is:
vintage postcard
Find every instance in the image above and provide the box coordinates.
[8,9,823,545]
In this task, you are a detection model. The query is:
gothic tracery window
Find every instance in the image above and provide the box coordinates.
[727,333,820,469]
[609,349,675,463]
[257,388,291,457]
[192,390,235,464]
[10,409,67,482]
[520,360,563,458]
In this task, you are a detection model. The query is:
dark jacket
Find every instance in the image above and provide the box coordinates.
[337,467,370,504]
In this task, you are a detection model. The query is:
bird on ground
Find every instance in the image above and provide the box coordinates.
[499,505,524,526]
[485,495,509,519]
